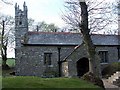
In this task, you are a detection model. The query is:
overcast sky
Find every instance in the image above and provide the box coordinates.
[0,0,66,28]
[0,0,116,31]
[0,0,116,28]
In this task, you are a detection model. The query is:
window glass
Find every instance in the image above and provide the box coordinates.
[44,53,52,65]
[99,51,108,63]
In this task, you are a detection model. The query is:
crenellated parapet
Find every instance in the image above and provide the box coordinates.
[15,2,27,17]
[15,1,28,47]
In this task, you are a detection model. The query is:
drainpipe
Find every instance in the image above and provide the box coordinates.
[58,47,61,77]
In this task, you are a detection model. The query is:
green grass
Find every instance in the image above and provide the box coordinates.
[6,58,15,67]
[0,58,15,77]
[2,77,102,89]
[0,58,15,67]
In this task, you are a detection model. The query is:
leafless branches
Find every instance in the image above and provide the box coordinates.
[0,14,15,49]
[62,0,117,34]
[1,0,13,5]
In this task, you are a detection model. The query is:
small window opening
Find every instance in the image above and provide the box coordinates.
[99,51,108,63]
[44,53,52,65]
[19,21,22,25]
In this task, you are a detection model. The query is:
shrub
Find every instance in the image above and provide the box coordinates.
[102,62,120,78]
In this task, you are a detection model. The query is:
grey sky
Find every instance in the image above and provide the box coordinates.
[0,0,65,27]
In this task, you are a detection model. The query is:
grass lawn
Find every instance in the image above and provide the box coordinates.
[0,58,15,77]
[0,58,15,67]
[2,77,102,89]
[6,58,15,67]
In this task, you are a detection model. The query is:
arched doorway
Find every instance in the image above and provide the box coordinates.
[76,57,89,77]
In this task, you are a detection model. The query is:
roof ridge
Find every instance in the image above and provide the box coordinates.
[28,31,79,34]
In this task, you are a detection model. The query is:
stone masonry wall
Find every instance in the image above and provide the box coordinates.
[65,45,119,77]
[15,46,74,77]
[96,46,118,63]
[15,44,118,77]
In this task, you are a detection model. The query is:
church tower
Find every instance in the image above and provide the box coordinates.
[15,2,28,47]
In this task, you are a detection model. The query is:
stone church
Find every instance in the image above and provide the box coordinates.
[15,2,120,77]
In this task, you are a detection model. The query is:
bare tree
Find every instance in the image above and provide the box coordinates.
[63,1,104,88]
[32,21,59,32]
[0,14,14,69]
[62,0,106,78]
[28,18,36,31]
[62,0,117,34]
[74,0,101,77]
[1,0,13,5]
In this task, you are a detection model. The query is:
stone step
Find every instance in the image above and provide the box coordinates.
[109,76,120,82]
[112,72,120,77]
[113,72,120,77]
[113,78,120,86]
[108,71,120,84]
[109,72,120,79]
[102,79,119,89]
[109,75,119,80]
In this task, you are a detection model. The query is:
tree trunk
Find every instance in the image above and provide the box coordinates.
[79,1,101,77]
[2,45,7,66]
[1,20,9,69]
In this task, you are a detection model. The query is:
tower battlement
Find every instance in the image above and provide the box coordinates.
[15,2,28,47]
[15,2,27,17]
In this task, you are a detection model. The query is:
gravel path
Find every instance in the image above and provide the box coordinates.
[102,79,119,90]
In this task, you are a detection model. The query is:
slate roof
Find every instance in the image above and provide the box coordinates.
[24,32,120,46]
[91,34,119,46]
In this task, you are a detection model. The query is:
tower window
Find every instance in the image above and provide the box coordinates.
[19,21,22,25]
